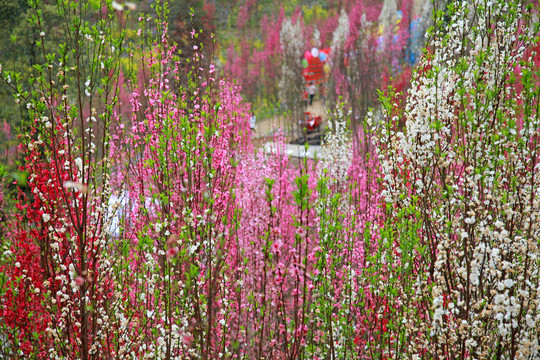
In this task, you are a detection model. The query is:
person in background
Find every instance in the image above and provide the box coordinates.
[249,111,256,132]
[308,82,317,106]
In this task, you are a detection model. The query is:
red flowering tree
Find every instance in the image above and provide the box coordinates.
[0,0,128,357]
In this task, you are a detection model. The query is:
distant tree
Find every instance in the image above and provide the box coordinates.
[327,9,349,118]
[327,1,414,152]
[279,17,305,136]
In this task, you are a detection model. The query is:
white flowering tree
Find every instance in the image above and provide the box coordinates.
[326,9,349,118]
[317,104,352,186]
[374,0,540,358]
[279,17,305,136]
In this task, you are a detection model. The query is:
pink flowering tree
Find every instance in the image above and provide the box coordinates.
[107,8,258,357]
[233,133,319,358]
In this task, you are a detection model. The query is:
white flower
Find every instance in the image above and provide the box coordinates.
[63,181,88,193]
[42,213,51,223]
[74,157,83,171]
[111,1,124,11]
[318,105,352,183]
[504,279,514,288]
[526,314,534,327]
[40,31,45,37]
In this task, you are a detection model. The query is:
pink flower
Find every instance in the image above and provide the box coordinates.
[75,276,85,287]
[166,247,178,259]
[183,334,193,346]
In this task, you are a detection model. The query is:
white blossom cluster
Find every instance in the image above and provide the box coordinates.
[330,9,349,56]
[100,243,195,359]
[278,18,304,117]
[318,105,352,185]
[374,0,540,357]
[377,0,398,31]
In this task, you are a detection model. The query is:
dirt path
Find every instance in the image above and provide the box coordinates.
[253,99,328,140]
